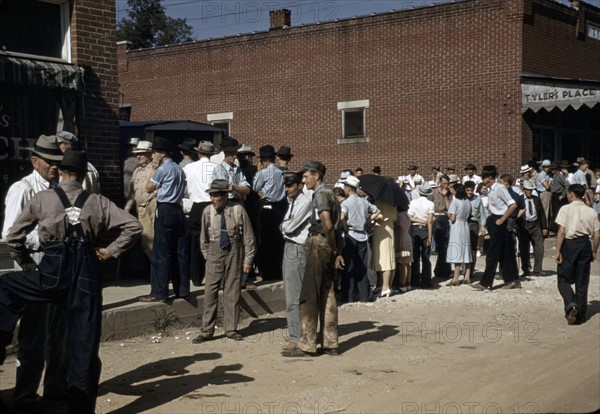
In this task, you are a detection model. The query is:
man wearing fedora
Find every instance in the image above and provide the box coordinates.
[0,149,141,414]
[123,137,139,199]
[56,131,101,194]
[519,180,547,277]
[406,164,423,191]
[183,141,218,286]
[213,136,251,203]
[431,163,443,184]
[125,141,157,262]
[340,175,380,302]
[280,171,312,350]
[193,179,255,343]
[446,163,457,176]
[408,182,435,289]
[472,165,520,291]
[140,136,189,302]
[536,159,552,222]
[275,145,293,171]
[1,134,69,412]
[178,138,198,169]
[253,145,287,280]
[462,163,482,186]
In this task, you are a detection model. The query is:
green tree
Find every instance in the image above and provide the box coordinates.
[117,0,193,49]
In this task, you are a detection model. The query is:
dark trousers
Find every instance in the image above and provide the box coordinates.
[479,215,518,287]
[410,225,432,288]
[15,303,68,405]
[186,201,210,286]
[518,221,544,274]
[550,193,567,232]
[341,236,371,302]
[151,203,190,300]
[468,221,480,272]
[433,215,451,278]
[557,237,591,322]
[257,200,287,280]
[0,270,102,414]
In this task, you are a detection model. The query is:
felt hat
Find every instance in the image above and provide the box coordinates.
[343,175,361,189]
[549,161,561,170]
[152,136,173,152]
[238,145,255,156]
[431,163,440,170]
[129,137,140,146]
[56,131,78,144]
[520,164,532,174]
[59,150,88,173]
[418,182,433,196]
[195,140,216,155]
[259,145,276,158]
[178,138,197,152]
[408,163,418,170]
[560,160,571,169]
[464,163,476,170]
[276,145,293,158]
[541,159,551,167]
[206,179,230,194]
[446,163,456,170]
[26,134,63,161]
[220,136,242,152]
[448,174,460,183]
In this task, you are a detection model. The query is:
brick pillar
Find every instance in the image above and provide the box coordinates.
[269,9,291,30]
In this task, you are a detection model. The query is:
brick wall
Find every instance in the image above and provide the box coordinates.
[118,0,595,181]
[71,0,121,201]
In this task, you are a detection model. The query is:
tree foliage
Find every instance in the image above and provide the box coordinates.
[117,0,194,49]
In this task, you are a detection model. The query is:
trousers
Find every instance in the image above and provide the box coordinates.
[186,201,210,286]
[341,236,371,302]
[433,215,451,278]
[557,237,591,322]
[137,198,156,259]
[257,200,287,280]
[282,241,306,343]
[410,225,432,288]
[518,221,544,274]
[479,215,518,287]
[298,234,338,353]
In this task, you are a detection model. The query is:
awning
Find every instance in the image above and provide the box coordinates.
[521,74,600,113]
[0,54,82,90]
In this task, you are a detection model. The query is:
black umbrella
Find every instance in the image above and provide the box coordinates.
[358,174,410,211]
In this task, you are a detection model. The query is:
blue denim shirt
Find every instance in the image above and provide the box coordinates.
[151,158,186,203]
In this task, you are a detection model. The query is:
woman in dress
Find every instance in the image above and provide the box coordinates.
[372,200,397,297]
[395,210,413,292]
[446,184,472,286]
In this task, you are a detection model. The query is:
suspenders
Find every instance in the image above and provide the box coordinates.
[53,187,91,244]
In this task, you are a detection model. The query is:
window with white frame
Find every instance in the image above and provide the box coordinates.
[0,0,71,62]
[337,100,369,144]
[207,112,233,136]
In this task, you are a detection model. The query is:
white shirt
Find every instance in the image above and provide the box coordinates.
[83,162,101,194]
[184,158,217,203]
[407,173,424,190]
[408,196,434,222]
[2,170,49,268]
[462,174,482,186]
[487,182,515,215]
[280,192,312,245]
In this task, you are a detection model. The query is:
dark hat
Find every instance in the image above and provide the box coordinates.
[481,165,498,178]
[549,161,561,170]
[446,163,456,170]
[303,160,327,177]
[206,179,230,194]
[283,171,303,186]
[464,163,476,170]
[431,163,441,170]
[220,136,242,152]
[59,150,88,173]
[153,136,173,152]
[178,138,197,152]
[372,166,382,174]
[195,140,216,155]
[408,163,418,170]
[27,134,63,161]
[560,160,571,169]
[276,145,293,158]
[259,145,276,158]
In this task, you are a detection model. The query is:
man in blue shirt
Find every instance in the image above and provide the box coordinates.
[139,136,190,302]
[253,145,287,280]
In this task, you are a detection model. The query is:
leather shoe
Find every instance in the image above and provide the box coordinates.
[566,307,578,325]
[282,342,298,351]
[139,295,167,303]
[502,281,522,289]
[322,348,339,356]
[192,334,213,344]
[470,283,489,291]
[282,348,313,357]
[226,332,244,341]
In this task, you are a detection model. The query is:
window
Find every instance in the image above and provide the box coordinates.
[207,112,233,136]
[337,100,369,144]
[0,0,71,62]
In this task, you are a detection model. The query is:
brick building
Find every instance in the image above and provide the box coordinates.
[117,0,600,180]
[0,0,121,218]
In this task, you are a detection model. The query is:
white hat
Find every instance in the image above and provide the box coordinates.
[343,175,361,189]
[129,137,140,146]
[340,171,352,180]
[429,180,439,189]
[418,181,433,196]
[132,140,153,153]
[523,179,536,190]
[448,174,459,183]
[520,164,532,174]
[541,159,551,167]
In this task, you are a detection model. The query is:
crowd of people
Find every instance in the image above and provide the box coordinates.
[0,132,599,412]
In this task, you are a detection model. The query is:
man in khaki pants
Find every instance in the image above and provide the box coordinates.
[124,140,157,259]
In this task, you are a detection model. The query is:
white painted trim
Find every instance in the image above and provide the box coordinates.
[337,137,369,145]
[337,99,370,110]
[60,2,71,62]
[207,112,234,121]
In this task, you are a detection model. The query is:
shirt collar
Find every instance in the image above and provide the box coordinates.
[32,170,51,188]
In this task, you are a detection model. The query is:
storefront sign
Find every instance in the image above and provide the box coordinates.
[521,81,600,113]
[588,23,600,41]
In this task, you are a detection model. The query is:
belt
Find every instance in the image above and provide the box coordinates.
[434,212,446,216]
[470,219,480,223]
[157,202,181,207]
[412,224,426,227]
[260,198,285,205]
[308,232,326,237]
